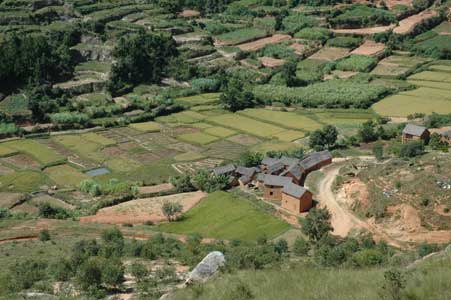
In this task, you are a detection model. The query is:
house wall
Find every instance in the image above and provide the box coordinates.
[286,172,301,185]
[281,192,313,213]
[402,132,430,144]
[264,185,283,201]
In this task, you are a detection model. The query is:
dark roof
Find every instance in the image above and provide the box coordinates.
[267,161,285,174]
[279,156,300,166]
[286,164,303,180]
[402,124,428,136]
[239,175,252,184]
[212,164,235,176]
[263,174,292,186]
[236,166,257,177]
[300,150,332,171]
[262,157,280,166]
[283,182,309,198]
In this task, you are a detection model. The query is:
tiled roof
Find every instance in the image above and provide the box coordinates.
[280,156,300,166]
[212,164,235,176]
[283,182,309,198]
[236,166,257,177]
[239,175,252,184]
[300,150,332,171]
[286,164,303,180]
[263,174,292,186]
[402,124,427,136]
[267,161,285,174]
[262,157,280,166]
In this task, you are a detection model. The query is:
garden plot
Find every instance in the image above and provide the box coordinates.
[207,113,286,138]
[156,110,206,125]
[432,21,451,35]
[258,57,285,68]
[429,65,451,73]
[52,134,108,164]
[1,139,65,167]
[308,46,350,61]
[227,134,261,146]
[239,108,322,132]
[2,154,41,170]
[129,121,161,132]
[393,10,438,35]
[350,40,385,57]
[0,192,26,209]
[214,27,267,46]
[202,140,247,161]
[276,130,305,142]
[372,94,451,117]
[177,132,219,145]
[44,164,89,188]
[370,55,429,78]
[175,93,220,106]
[331,24,394,35]
[408,71,451,83]
[312,109,374,125]
[0,170,52,193]
[237,34,291,52]
[203,126,236,138]
[39,139,98,170]
[174,152,205,162]
[172,158,224,174]
[80,191,207,224]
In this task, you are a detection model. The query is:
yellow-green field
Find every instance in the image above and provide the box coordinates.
[207,113,286,137]
[175,93,220,105]
[44,164,89,187]
[177,132,220,145]
[2,139,65,166]
[372,94,451,117]
[239,108,322,131]
[276,130,305,142]
[129,121,161,132]
[408,71,451,83]
[204,126,237,137]
[156,110,206,124]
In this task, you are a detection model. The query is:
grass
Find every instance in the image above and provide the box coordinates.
[129,121,161,132]
[74,61,111,73]
[372,94,451,117]
[408,71,451,83]
[401,87,451,101]
[0,144,18,157]
[174,151,205,162]
[44,164,90,188]
[105,157,142,172]
[251,140,298,153]
[429,65,451,73]
[239,109,322,132]
[158,191,289,241]
[276,130,305,142]
[204,126,237,138]
[0,170,52,193]
[177,132,219,145]
[2,140,65,166]
[156,111,206,124]
[52,135,105,163]
[407,80,451,90]
[82,132,116,146]
[207,114,286,138]
[175,93,220,106]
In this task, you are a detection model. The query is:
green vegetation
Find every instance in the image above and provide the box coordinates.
[326,36,362,48]
[2,139,65,166]
[159,191,289,241]
[177,132,220,145]
[294,27,332,43]
[129,121,161,132]
[329,4,395,28]
[335,55,377,72]
[215,28,267,45]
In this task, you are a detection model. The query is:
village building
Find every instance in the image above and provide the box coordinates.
[212,164,235,177]
[261,174,293,201]
[298,150,333,184]
[282,182,313,213]
[236,166,257,187]
[402,124,430,144]
[280,164,303,185]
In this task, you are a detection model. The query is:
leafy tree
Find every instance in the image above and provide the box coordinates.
[293,236,310,256]
[100,227,125,258]
[220,77,254,112]
[108,32,178,95]
[300,207,332,242]
[358,120,378,143]
[101,258,125,287]
[170,175,196,193]
[373,142,384,161]
[274,239,288,254]
[76,257,103,291]
[399,140,424,158]
[38,203,71,219]
[379,269,405,300]
[281,59,298,87]
[239,151,263,167]
[418,242,439,257]
[162,202,183,221]
[309,125,338,150]
[429,132,447,151]
[130,262,149,281]
[38,229,51,241]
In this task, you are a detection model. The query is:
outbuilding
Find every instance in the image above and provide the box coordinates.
[282,182,313,213]
[402,124,430,144]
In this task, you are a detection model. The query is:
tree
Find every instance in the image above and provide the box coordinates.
[293,236,310,256]
[309,125,338,150]
[101,258,125,287]
[399,140,424,158]
[358,120,378,143]
[170,175,196,193]
[101,227,124,258]
[379,269,405,300]
[162,202,183,221]
[429,132,447,151]
[274,239,288,254]
[220,77,254,112]
[76,257,103,291]
[108,32,178,95]
[373,142,384,161]
[281,59,298,87]
[239,151,263,167]
[300,207,332,242]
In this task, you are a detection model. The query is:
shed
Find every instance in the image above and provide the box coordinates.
[402,124,430,144]
[282,183,313,213]
[212,164,236,176]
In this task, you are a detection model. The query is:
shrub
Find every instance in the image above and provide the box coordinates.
[399,140,424,158]
[282,13,316,34]
[38,229,51,241]
[351,249,385,267]
[329,4,395,28]
[293,236,310,256]
[38,203,71,219]
[191,78,220,92]
[294,27,332,43]
[49,112,90,128]
[335,55,377,72]
[418,242,439,257]
[326,36,362,48]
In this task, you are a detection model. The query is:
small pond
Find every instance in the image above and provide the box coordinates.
[85,167,110,177]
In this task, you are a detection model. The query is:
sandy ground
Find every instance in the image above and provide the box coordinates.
[258,56,285,68]
[80,191,207,224]
[317,157,451,248]
[138,183,174,195]
[393,10,438,34]
[350,40,386,57]
[238,34,291,52]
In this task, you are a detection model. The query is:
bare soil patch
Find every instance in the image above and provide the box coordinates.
[324,70,358,80]
[179,9,200,18]
[309,47,350,61]
[393,10,438,34]
[80,191,207,224]
[238,34,292,52]
[0,192,27,209]
[258,56,285,68]
[0,165,13,175]
[340,178,369,209]
[2,154,40,169]
[172,158,223,174]
[331,25,395,35]
[434,204,451,217]
[351,40,386,57]
[138,183,174,195]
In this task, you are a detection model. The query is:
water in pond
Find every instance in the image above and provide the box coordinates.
[86,167,110,177]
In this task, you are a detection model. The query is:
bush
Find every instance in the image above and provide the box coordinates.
[191,78,220,92]
[293,236,310,256]
[294,27,332,43]
[282,13,316,34]
[351,249,385,267]
[38,203,71,219]
[49,112,90,128]
[335,55,377,72]
[399,140,424,158]
[329,4,395,28]
[326,36,362,48]
[38,229,51,241]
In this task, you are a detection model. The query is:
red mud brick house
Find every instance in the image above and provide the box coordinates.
[282,182,313,213]
[262,174,292,201]
[402,124,430,144]
[298,150,333,184]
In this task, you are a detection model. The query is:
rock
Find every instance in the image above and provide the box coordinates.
[186,251,225,284]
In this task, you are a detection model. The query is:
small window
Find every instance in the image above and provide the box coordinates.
[270,191,273,196]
